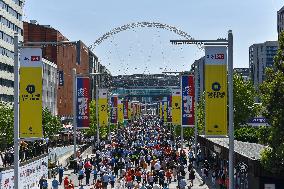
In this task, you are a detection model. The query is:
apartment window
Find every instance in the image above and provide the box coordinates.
[0,47,14,59]
[0,78,14,87]
[0,16,23,33]
[0,62,13,73]
[0,0,22,21]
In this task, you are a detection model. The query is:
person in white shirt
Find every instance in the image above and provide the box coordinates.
[154,161,161,171]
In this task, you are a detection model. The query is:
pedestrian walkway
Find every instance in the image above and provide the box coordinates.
[48,116,211,189]
[50,167,209,188]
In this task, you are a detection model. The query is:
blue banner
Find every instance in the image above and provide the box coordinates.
[58,70,64,86]
[181,75,195,126]
[76,77,90,128]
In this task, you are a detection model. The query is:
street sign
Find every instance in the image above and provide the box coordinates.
[247,117,269,127]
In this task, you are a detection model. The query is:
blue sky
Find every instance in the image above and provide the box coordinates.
[24,0,283,75]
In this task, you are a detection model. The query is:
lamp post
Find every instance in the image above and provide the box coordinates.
[170,31,234,189]
[13,36,80,189]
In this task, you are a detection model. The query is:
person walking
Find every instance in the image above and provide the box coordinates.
[102,172,109,189]
[78,168,85,186]
[52,176,59,189]
[109,172,116,188]
[85,167,92,186]
[58,165,64,185]
[64,176,69,189]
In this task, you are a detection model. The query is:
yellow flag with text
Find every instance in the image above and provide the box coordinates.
[171,89,181,125]
[20,67,43,138]
[205,46,227,136]
[99,89,108,127]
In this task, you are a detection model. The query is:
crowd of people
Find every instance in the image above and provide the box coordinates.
[0,141,48,167]
[60,115,200,189]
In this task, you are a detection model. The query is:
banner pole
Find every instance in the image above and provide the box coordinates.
[228,30,234,189]
[73,68,77,160]
[96,78,100,146]
[13,32,19,189]
[194,65,198,159]
[180,75,183,149]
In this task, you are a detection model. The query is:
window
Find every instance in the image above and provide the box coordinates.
[0,78,14,87]
[0,0,22,21]
[0,16,23,33]
[0,62,13,73]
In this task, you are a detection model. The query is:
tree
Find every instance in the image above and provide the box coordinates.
[259,31,284,173]
[86,100,97,137]
[0,102,14,149]
[42,108,63,139]
[233,73,259,129]
[196,92,205,134]
[86,100,109,139]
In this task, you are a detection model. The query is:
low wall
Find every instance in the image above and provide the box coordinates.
[0,154,48,189]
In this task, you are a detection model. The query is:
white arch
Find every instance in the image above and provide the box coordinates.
[91,22,198,50]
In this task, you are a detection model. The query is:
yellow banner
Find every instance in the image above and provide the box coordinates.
[205,65,227,135]
[20,67,43,138]
[163,102,167,123]
[99,98,108,126]
[128,102,132,120]
[118,103,124,123]
[172,96,181,125]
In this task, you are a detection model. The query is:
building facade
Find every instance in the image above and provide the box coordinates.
[0,0,24,102]
[191,57,205,102]
[42,58,57,115]
[23,21,94,117]
[233,68,250,81]
[277,5,284,36]
[249,41,278,92]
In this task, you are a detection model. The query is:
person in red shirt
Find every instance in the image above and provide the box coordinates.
[63,177,69,189]
[165,169,172,184]
[126,173,133,188]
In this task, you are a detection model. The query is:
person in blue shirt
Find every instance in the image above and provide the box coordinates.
[92,167,98,184]
[51,177,59,189]
[109,172,116,188]
[58,165,64,185]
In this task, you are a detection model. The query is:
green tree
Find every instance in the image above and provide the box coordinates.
[86,100,97,137]
[42,108,63,139]
[259,31,284,173]
[196,92,205,134]
[0,102,14,149]
[233,73,259,129]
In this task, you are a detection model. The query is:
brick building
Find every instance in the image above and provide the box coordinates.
[23,21,97,117]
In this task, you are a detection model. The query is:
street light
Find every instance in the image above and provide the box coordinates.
[14,36,81,189]
[170,30,234,189]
